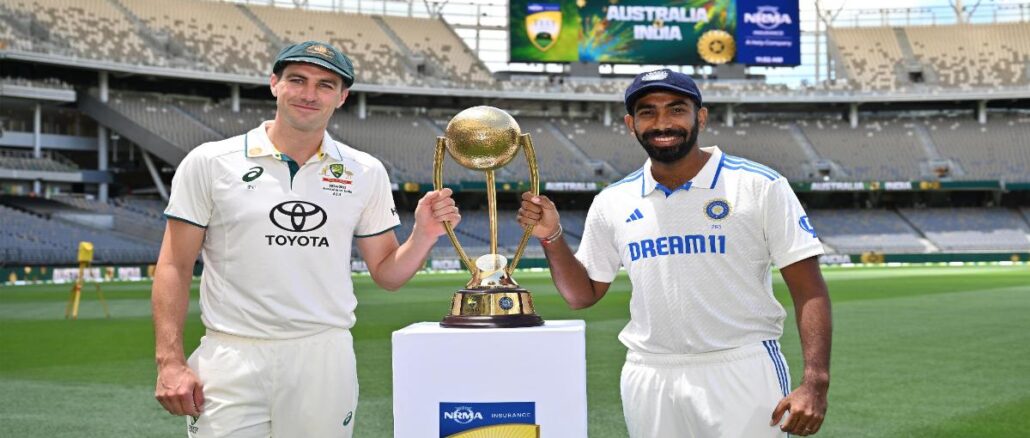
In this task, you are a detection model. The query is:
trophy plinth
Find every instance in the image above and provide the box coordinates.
[436,106,544,329]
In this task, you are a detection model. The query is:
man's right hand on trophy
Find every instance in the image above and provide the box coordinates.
[518,191,560,239]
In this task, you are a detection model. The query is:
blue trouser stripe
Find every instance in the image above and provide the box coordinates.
[763,340,789,397]
[771,340,791,396]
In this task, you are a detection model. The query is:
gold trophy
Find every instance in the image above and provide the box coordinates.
[436,106,544,328]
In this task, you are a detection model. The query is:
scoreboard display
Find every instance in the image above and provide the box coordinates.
[509,0,800,66]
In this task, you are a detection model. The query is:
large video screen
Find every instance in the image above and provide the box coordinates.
[509,0,799,66]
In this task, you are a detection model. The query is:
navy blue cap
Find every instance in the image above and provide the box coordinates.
[624,69,702,115]
[273,41,355,87]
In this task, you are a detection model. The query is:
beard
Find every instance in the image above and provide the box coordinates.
[635,116,700,164]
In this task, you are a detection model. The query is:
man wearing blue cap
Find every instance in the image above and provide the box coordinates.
[152,41,461,437]
[518,69,832,437]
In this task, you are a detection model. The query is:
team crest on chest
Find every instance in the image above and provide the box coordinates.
[704,199,731,220]
[320,163,354,196]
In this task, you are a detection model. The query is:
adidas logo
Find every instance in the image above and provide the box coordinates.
[626,208,644,223]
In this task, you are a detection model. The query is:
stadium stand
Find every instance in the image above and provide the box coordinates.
[0,201,159,265]
[332,111,478,183]
[551,117,645,176]
[807,209,928,254]
[4,0,164,65]
[246,3,420,86]
[923,112,1030,181]
[0,148,79,172]
[505,118,603,182]
[99,90,222,153]
[827,26,906,91]
[800,117,928,181]
[906,22,1030,88]
[380,15,494,88]
[899,208,1030,251]
[53,195,165,244]
[828,22,1030,90]
[119,0,273,75]
[174,97,275,139]
[703,119,812,181]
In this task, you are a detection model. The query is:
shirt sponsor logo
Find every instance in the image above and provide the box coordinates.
[799,215,817,238]
[269,201,327,232]
[628,234,727,261]
[264,234,329,247]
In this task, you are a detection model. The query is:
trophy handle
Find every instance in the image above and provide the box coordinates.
[507,133,539,277]
[435,137,478,278]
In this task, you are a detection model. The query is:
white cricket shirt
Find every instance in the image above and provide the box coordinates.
[165,121,400,339]
[575,146,824,354]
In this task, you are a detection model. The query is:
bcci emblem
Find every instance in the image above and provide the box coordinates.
[499,296,514,310]
[705,199,730,220]
[525,3,561,52]
[305,44,334,59]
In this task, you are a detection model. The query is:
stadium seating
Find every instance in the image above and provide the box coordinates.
[807,209,927,254]
[800,117,928,181]
[702,119,812,181]
[246,4,419,86]
[119,0,272,75]
[922,113,1030,181]
[906,22,1030,88]
[899,208,1030,251]
[0,202,159,265]
[551,117,644,176]
[829,22,1030,90]
[827,26,905,91]
[4,0,164,66]
[0,148,79,172]
[100,91,222,153]
[53,195,165,244]
[380,16,494,88]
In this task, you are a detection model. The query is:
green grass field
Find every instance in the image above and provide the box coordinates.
[1,264,1028,437]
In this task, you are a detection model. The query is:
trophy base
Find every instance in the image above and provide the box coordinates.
[440,288,544,329]
[441,314,544,329]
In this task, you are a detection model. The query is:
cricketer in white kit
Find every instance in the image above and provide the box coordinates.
[517,69,832,437]
[152,41,461,437]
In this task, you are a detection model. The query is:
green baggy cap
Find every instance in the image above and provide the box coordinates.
[273,41,355,87]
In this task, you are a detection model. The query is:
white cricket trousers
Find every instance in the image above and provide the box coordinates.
[621,340,792,438]
[185,328,358,438]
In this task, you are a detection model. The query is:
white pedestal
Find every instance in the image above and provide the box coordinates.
[392,320,588,438]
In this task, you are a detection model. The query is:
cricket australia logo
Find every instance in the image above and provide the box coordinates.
[525,3,561,52]
[306,44,334,59]
[321,163,354,196]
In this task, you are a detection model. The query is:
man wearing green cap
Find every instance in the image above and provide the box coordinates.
[152,41,461,437]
